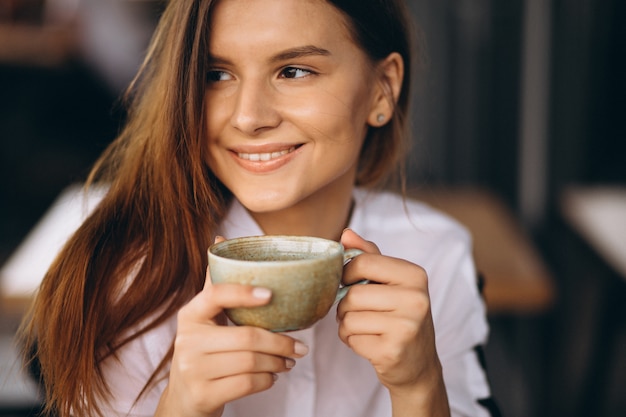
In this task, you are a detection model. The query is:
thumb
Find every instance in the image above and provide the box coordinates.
[185,236,271,325]
[340,228,381,255]
[182,234,270,325]
[179,283,272,325]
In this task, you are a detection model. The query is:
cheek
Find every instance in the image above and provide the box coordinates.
[329,79,375,132]
[204,88,233,132]
[288,85,372,139]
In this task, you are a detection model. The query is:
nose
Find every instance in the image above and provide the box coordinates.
[230,78,281,135]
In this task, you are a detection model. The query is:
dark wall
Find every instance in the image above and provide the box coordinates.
[408,0,524,208]
[0,63,122,263]
[549,0,625,191]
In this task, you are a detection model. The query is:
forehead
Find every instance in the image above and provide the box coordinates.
[209,0,357,55]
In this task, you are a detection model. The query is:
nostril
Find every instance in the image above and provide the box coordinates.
[230,85,281,134]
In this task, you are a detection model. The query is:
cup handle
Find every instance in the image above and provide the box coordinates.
[335,248,369,303]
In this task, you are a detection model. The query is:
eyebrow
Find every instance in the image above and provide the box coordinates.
[270,45,331,62]
[209,45,331,65]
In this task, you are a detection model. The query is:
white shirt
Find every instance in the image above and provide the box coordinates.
[100,189,493,417]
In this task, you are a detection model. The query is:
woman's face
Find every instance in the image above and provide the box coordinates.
[204,0,381,214]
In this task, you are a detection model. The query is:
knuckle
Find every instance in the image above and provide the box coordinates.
[239,376,256,393]
[239,373,272,394]
[364,239,380,253]
[412,292,431,317]
[173,332,191,353]
[345,334,356,349]
[341,310,355,328]
[412,265,429,285]
[174,330,197,355]
[240,351,259,370]
[355,253,376,270]
[398,317,420,340]
[240,326,261,346]
[381,339,404,364]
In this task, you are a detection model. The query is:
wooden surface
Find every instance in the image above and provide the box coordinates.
[560,186,626,279]
[1,186,556,316]
[410,188,555,315]
[0,23,76,67]
[0,184,107,315]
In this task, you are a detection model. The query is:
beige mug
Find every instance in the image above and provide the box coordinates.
[208,235,365,332]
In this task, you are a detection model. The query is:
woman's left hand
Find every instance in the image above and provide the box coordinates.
[337,229,445,399]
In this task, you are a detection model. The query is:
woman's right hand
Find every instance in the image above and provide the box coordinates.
[155,246,309,417]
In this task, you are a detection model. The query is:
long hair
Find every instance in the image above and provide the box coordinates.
[18,1,417,416]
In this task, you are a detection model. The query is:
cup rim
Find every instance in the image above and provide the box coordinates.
[208,235,344,263]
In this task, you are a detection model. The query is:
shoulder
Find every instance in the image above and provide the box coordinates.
[351,188,472,263]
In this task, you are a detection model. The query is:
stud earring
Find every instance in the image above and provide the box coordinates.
[376,114,386,124]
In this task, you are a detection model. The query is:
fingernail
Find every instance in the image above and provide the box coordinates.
[294,341,309,356]
[272,373,279,382]
[214,235,225,243]
[252,287,272,299]
[285,358,296,369]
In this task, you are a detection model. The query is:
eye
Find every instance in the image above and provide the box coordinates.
[280,67,314,79]
[207,70,233,82]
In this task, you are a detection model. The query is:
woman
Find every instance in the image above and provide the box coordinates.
[20,0,496,416]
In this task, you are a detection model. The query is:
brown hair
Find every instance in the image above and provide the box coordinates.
[18,0,417,416]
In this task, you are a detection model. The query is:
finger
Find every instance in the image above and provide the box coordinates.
[208,372,278,406]
[343,253,428,287]
[338,311,385,338]
[197,351,295,381]
[185,325,309,359]
[336,284,400,318]
[338,311,420,344]
[340,228,381,255]
[337,284,430,319]
[178,283,272,324]
[338,334,381,361]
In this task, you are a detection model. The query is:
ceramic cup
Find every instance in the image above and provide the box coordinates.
[208,235,365,332]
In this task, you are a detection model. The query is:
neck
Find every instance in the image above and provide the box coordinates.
[249,175,356,241]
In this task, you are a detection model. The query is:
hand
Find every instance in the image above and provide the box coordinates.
[155,237,309,417]
[337,229,446,404]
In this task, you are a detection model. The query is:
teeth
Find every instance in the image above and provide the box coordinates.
[238,146,295,161]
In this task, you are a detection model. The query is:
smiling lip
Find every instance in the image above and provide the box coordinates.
[229,144,302,173]
[237,146,297,161]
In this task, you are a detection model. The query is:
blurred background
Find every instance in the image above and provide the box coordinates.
[0,0,624,416]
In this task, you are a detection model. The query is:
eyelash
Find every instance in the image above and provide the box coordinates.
[206,67,316,83]
[206,70,231,82]
[280,67,315,79]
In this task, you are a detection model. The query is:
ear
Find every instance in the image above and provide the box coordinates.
[367,52,404,127]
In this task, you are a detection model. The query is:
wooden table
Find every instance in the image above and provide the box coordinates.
[1,185,555,316]
[1,184,107,315]
[410,187,555,315]
[0,23,76,67]
[560,186,626,279]
[559,185,626,416]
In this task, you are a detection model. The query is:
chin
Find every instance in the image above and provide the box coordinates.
[235,189,298,214]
